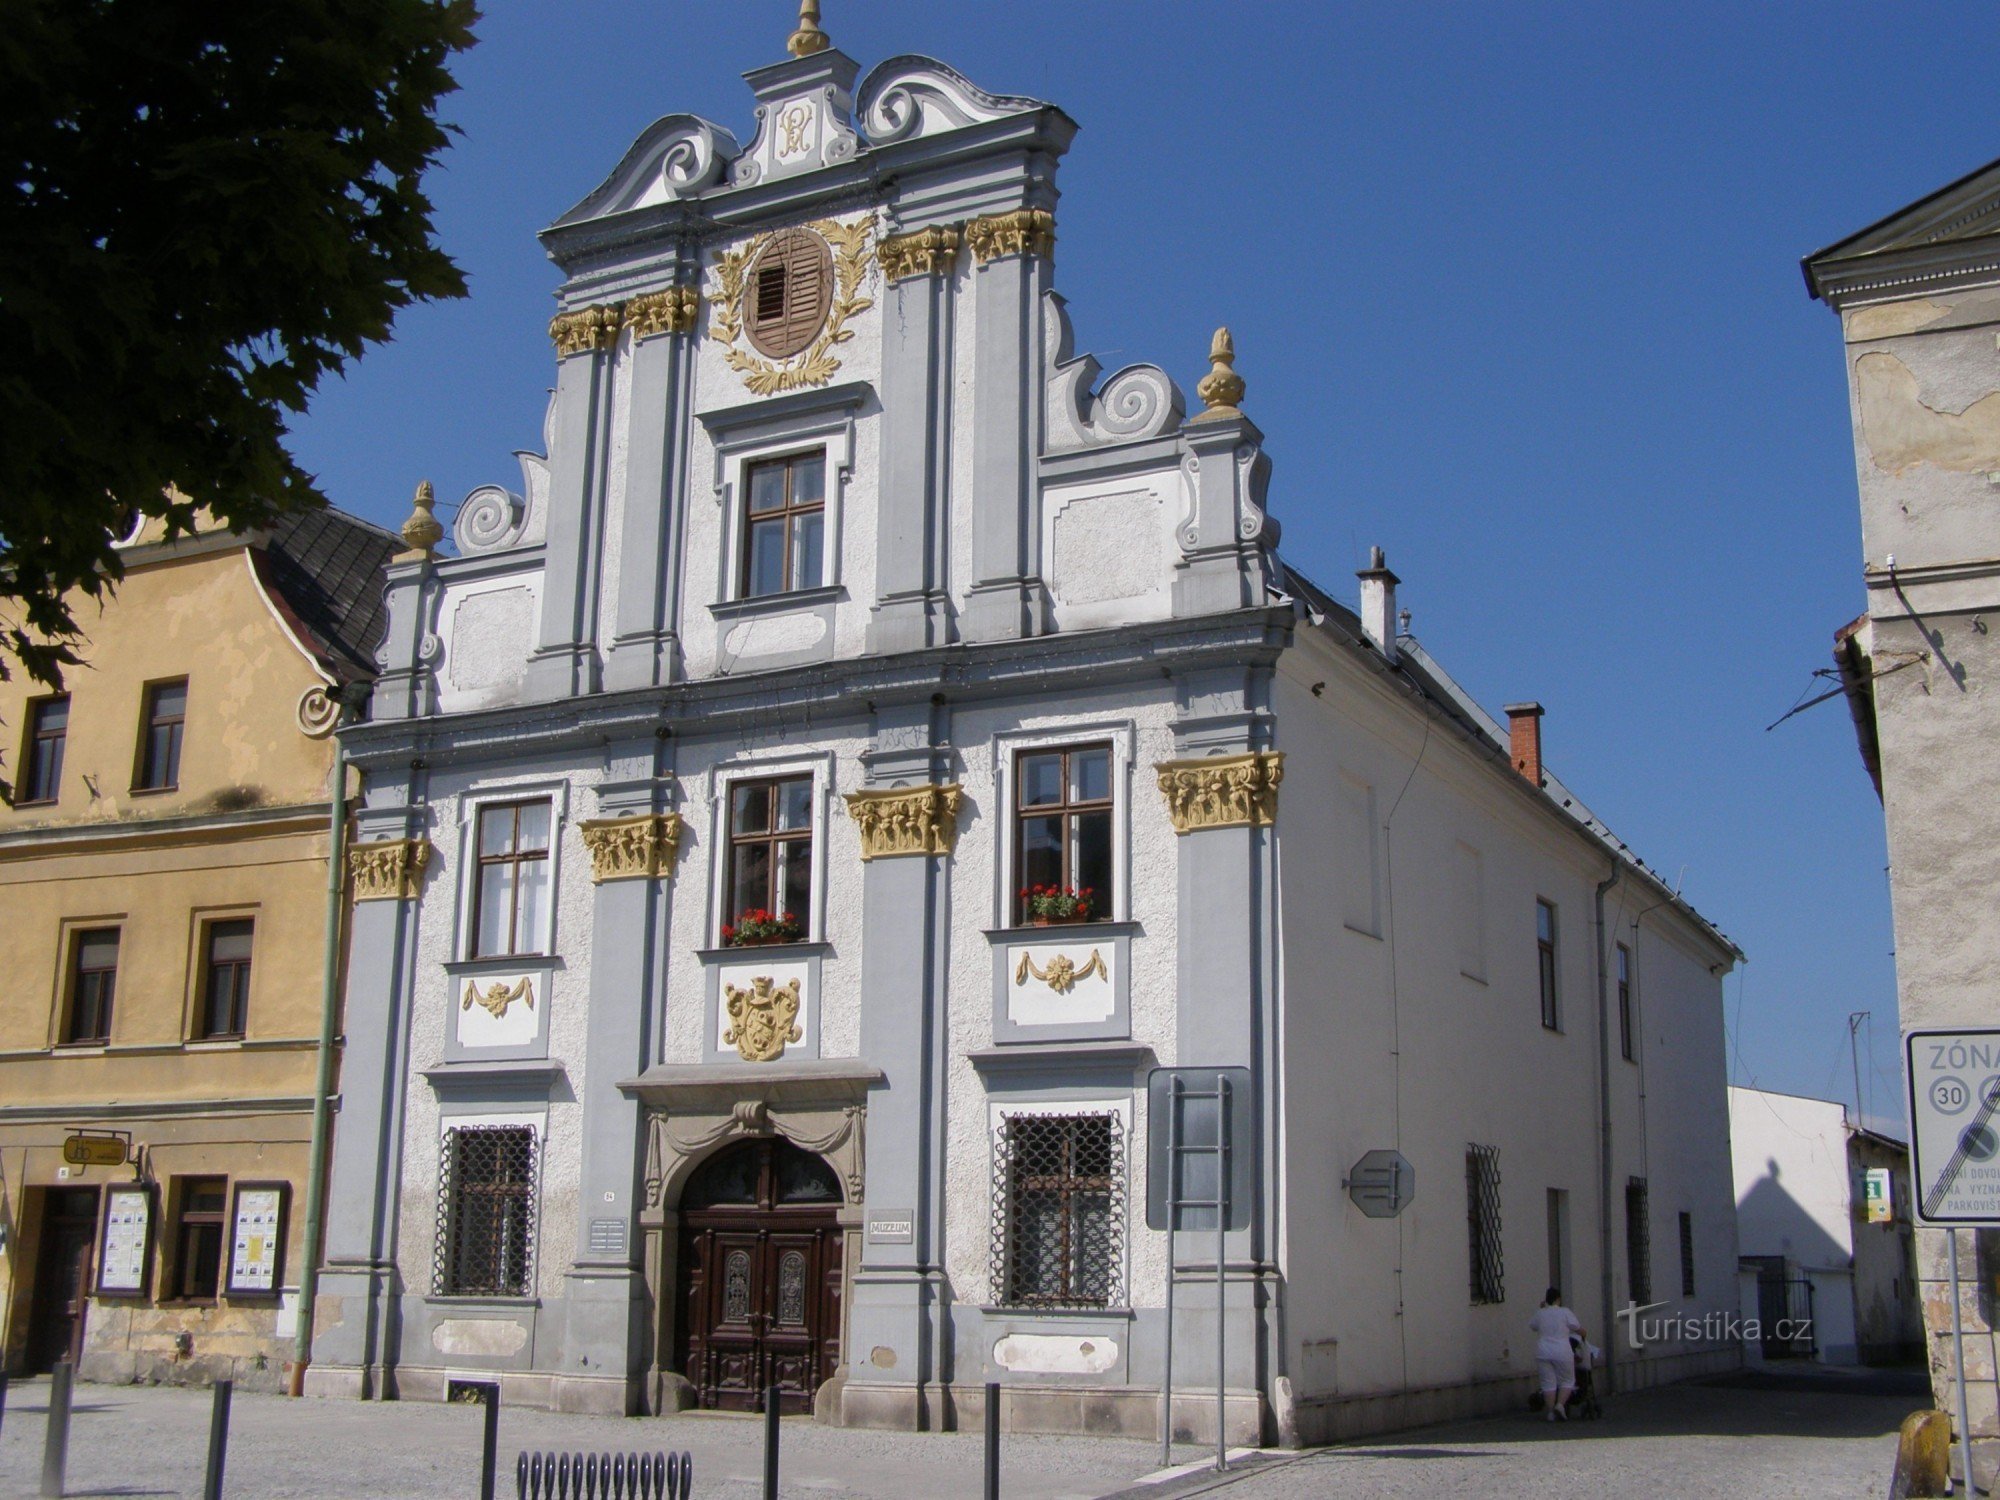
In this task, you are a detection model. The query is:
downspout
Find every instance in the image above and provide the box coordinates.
[288,692,355,1396]
[1594,858,1621,1394]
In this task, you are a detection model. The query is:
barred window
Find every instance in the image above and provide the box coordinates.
[992,1113,1124,1309]
[435,1125,538,1297]
[1467,1144,1504,1304]
[1626,1177,1651,1305]
[1679,1209,1695,1297]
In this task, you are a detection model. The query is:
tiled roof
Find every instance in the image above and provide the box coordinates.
[252,506,399,684]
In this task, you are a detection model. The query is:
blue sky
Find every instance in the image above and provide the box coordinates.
[285,2,1997,1135]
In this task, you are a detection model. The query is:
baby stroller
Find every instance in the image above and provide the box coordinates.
[1565,1335,1603,1420]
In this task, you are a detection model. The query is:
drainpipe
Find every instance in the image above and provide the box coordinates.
[1594,859,1622,1393]
[289,691,356,1396]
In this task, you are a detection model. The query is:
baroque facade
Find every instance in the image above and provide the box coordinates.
[308,13,1743,1440]
[0,507,393,1389]
[1807,154,2000,1484]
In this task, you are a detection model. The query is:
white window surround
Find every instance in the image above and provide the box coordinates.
[452,780,571,963]
[991,722,1137,928]
[988,1095,1134,1307]
[711,418,855,606]
[701,752,836,946]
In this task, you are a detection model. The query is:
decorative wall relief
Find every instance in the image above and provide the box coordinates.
[843,783,963,860]
[579,813,683,882]
[1156,752,1285,833]
[548,303,623,358]
[624,287,702,340]
[877,225,959,282]
[461,977,534,1021]
[709,217,875,395]
[1042,291,1183,450]
[1014,949,1108,995]
[965,209,1054,264]
[348,839,432,901]
[723,976,804,1063]
[296,684,340,738]
[546,287,702,359]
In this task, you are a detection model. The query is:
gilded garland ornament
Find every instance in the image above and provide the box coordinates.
[348,839,432,900]
[1014,949,1108,995]
[1155,751,1284,833]
[709,217,875,395]
[461,977,534,1021]
[844,783,962,859]
[579,813,683,882]
[723,975,804,1063]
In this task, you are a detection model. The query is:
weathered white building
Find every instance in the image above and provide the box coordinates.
[1806,153,2000,1479]
[306,9,1743,1443]
[1728,1086,1920,1367]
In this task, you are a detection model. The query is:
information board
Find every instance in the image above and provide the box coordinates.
[1905,1028,2000,1224]
[227,1183,286,1295]
[99,1185,151,1294]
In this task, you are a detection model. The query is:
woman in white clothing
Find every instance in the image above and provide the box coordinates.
[1527,1286,1584,1421]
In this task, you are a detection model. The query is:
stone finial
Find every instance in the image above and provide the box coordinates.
[788,0,829,56]
[1193,327,1246,422]
[397,480,444,560]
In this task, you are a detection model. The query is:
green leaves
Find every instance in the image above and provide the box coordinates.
[0,0,478,685]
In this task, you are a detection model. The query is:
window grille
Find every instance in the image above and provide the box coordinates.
[992,1113,1124,1309]
[435,1125,538,1297]
[1626,1177,1652,1305]
[1466,1143,1505,1304]
[1678,1209,1695,1297]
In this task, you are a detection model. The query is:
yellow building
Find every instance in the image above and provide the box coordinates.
[0,508,394,1389]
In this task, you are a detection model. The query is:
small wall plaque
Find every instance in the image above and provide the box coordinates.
[588,1218,629,1257]
[866,1212,914,1245]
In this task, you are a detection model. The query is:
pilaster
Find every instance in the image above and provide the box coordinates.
[1172,393,1277,621]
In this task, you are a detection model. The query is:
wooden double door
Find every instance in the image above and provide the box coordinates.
[26,1187,99,1373]
[675,1138,844,1413]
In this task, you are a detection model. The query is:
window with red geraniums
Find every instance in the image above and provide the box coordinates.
[1014,744,1112,926]
[721,908,803,947]
[1021,884,1095,924]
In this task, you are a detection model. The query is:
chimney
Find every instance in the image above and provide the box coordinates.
[1356,546,1401,665]
[1505,702,1544,787]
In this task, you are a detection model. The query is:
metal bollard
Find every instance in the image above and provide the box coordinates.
[40,1360,73,1499]
[203,1378,233,1500]
[763,1382,780,1500]
[476,1382,500,1500]
[1,1370,9,1443]
[984,1382,1000,1500]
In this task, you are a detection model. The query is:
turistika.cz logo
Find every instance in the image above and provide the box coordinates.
[1615,1300,1809,1349]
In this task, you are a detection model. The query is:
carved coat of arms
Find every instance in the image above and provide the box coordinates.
[723,976,803,1063]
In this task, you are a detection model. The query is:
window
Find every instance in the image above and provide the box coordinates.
[63,928,119,1044]
[1546,1188,1569,1294]
[1466,1143,1505,1304]
[1626,1177,1652,1305]
[741,452,825,598]
[172,1177,228,1300]
[743,227,833,360]
[1617,943,1635,1062]
[434,1125,538,1297]
[1014,744,1113,925]
[20,694,68,804]
[197,920,254,1039]
[1536,899,1560,1030]
[471,800,552,958]
[135,679,187,791]
[725,775,813,937]
[993,1113,1124,1309]
[1679,1210,1696,1297]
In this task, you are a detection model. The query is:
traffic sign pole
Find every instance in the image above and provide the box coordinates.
[1952,1231,1976,1499]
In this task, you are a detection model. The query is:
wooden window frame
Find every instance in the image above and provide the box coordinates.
[739,451,826,600]
[196,917,255,1041]
[1536,898,1560,1032]
[1011,742,1115,927]
[169,1175,229,1303]
[133,677,188,793]
[469,799,552,960]
[1616,942,1635,1062]
[723,774,815,935]
[19,692,69,806]
[62,926,120,1046]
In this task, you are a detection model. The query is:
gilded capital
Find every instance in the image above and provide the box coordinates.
[964,209,1054,265]
[624,287,701,340]
[1155,752,1284,833]
[578,813,683,882]
[348,838,432,901]
[844,783,963,860]
[878,225,960,282]
[549,303,623,358]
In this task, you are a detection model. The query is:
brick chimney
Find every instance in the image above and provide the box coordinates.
[1356,546,1400,666]
[1505,702,1544,786]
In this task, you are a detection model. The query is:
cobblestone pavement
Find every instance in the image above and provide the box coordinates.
[0,1368,1929,1499]
[0,1380,1157,1499]
[1107,1369,1931,1500]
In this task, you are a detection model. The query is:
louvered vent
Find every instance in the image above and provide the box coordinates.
[744,228,834,360]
